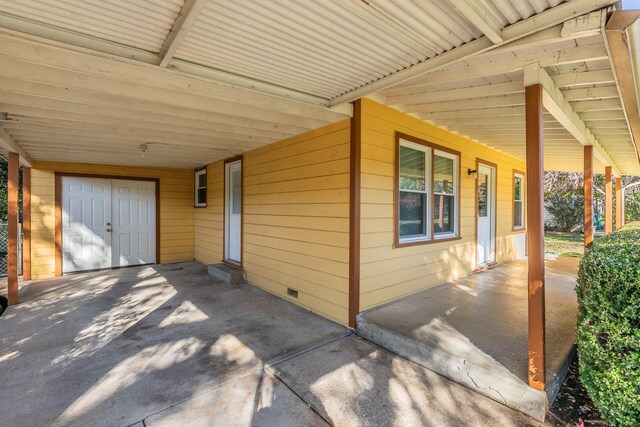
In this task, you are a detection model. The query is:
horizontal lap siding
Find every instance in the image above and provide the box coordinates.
[359,98,526,310]
[194,161,224,264]
[30,161,195,279]
[243,119,351,325]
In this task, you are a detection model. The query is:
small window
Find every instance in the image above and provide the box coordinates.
[397,134,460,246]
[513,172,525,230]
[195,168,207,207]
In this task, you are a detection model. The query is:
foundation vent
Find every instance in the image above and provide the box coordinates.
[287,288,299,299]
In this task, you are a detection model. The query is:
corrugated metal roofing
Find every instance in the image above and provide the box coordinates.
[0,0,184,52]
[173,0,484,98]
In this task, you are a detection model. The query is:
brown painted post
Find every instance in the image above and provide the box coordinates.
[616,177,622,230]
[23,167,31,281]
[605,166,613,235]
[7,152,19,305]
[348,99,361,328]
[525,84,545,391]
[584,146,594,248]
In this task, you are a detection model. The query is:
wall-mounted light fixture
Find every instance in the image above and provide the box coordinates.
[467,168,478,179]
[139,143,148,157]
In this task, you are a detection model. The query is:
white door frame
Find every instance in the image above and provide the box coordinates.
[59,174,158,274]
[224,159,242,264]
[476,162,497,268]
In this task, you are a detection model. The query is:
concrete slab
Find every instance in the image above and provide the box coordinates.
[145,371,327,427]
[271,335,543,426]
[0,262,347,427]
[356,256,580,421]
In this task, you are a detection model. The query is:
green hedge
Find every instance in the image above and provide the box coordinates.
[577,222,640,426]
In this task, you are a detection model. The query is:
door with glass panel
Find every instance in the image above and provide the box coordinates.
[477,163,496,266]
[225,160,242,263]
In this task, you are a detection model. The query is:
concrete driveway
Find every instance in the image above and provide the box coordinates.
[0,262,543,426]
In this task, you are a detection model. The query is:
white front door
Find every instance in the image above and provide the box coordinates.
[112,180,156,267]
[62,177,156,273]
[62,177,112,273]
[477,164,496,266]
[225,160,242,263]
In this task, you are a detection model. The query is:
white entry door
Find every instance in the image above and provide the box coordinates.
[62,177,156,273]
[477,164,496,266]
[62,177,112,273]
[225,160,242,263]
[111,180,157,267]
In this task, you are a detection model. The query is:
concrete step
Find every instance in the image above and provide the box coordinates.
[207,263,245,285]
[356,313,548,422]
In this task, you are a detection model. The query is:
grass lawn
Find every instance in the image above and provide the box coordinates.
[544,231,602,257]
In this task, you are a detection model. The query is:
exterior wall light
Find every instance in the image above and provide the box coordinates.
[468,168,478,179]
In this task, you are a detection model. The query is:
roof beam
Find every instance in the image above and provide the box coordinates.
[158,0,208,67]
[329,0,617,105]
[0,126,33,167]
[604,10,640,172]
[524,63,621,176]
[387,81,523,105]
[449,0,504,44]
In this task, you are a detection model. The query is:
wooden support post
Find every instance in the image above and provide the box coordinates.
[7,152,19,305]
[23,167,31,281]
[584,146,594,248]
[348,99,361,328]
[605,166,612,235]
[616,177,622,230]
[525,84,546,391]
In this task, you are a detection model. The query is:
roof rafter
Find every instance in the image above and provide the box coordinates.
[158,0,208,68]
[524,62,621,176]
[0,126,33,167]
[449,0,504,44]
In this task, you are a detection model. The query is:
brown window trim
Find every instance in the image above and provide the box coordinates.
[394,132,462,248]
[194,166,207,208]
[513,169,526,233]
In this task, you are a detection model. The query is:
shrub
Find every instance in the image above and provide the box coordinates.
[576,222,640,426]
[545,192,584,232]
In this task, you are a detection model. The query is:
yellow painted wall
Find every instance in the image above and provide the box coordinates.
[359,98,527,310]
[243,120,351,325]
[194,161,224,264]
[30,161,195,279]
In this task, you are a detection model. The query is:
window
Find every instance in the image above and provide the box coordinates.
[195,168,207,207]
[513,171,525,230]
[397,134,460,246]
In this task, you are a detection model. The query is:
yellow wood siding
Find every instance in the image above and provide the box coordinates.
[243,119,351,325]
[359,98,527,310]
[30,161,195,279]
[194,161,224,264]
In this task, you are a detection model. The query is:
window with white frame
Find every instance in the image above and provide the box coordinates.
[513,172,525,230]
[397,136,460,245]
[195,168,207,207]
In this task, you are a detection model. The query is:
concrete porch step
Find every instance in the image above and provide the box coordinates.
[356,313,549,421]
[207,263,245,285]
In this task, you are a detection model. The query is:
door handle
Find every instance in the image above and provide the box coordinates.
[106,228,112,232]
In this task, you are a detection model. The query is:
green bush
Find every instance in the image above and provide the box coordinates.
[577,222,640,426]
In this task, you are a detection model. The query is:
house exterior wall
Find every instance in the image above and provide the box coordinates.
[359,98,527,310]
[194,120,351,324]
[30,161,195,279]
[194,161,224,264]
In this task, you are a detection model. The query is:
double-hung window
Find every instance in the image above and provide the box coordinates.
[397,134,460,246]
[513,172,525,230]
[195,168,207,208]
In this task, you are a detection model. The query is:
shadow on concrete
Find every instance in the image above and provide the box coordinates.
[0,262,346,426]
